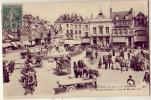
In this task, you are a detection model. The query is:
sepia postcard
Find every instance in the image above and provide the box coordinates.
[2,0,150,99]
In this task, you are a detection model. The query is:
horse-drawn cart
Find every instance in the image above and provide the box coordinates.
[53,78,96,94]
[55,57,71,75]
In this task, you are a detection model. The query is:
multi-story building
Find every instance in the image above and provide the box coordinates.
[55,9,148,49]
[22,14,52,44]
[111,8,148,48]
[133,12,148,48]
[81,17,91,46]
[111,8,134,47]
[55,14,84,46]
[89,10,113,47]
[55,14,84,40]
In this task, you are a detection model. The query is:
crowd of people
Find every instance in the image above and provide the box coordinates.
[55,55,71,74]
[3,61,15,83]
[73,60,98,79]
[3,44,150,95]
[19,55,38,95]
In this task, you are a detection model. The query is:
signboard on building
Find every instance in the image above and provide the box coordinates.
[112,37,126,43]
[134,36,147,42]
[81,37,91,44]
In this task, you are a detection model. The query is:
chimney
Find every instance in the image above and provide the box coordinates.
[129,8,133,14]
[91,14,93,19]
[110,8,112,18]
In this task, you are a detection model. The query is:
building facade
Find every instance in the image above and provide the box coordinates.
[55,9,149,49]
[111,8,134,47]
[55,14,84,40]
[133,12,148,48]
[89,11,113,47]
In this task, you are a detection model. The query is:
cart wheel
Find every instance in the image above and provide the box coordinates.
[66,86,75,92]
[85,83,91,88]
[86,82,94,88]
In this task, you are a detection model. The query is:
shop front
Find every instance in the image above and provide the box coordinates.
[81,37,91,46]
[133,35,147,48]
[92,36,110,47]
[112,37,127,47]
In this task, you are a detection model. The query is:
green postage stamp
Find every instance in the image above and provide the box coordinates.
[2,5,22,29]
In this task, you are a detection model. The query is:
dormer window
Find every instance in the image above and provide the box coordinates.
[115,16,119,20]
[125,15,129,20]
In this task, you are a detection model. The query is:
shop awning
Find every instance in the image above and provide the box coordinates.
[8,34,15,39]
[10,42,18,47]
[64,40,81,45]
[113,37,126,43]
[22,41,31,45]
[31,41,36,45]
[134,36,147,42]
[16,41,22,45]
[2,43,11,48]
[81,38,91,44]
[41,39,45,43]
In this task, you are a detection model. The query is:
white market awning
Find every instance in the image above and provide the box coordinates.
[81,38,91,43]
[16,41,22,45]
[22,41,31,46]
[31,41,36,45]
[113,37,126,43]
[64,40,81,45]
[8,34,15,39]
[11,42,18,47]
[3,43,11,48]
[134,36,147,42]
[41,39,45,43]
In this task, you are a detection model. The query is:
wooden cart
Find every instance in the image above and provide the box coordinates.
[53,78,96,94]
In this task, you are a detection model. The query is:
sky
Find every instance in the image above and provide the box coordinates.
[3,0,148,23]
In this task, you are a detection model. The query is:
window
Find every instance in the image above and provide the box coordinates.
[70,30,73,34]
[99,37,103,41]
[123,22,126,26]
[115,16,119,20]
[128,21,132,25]
[67,24,69,28]
[116,22,119,26]
[124,29,127,34]
[129,30,132,34]
[85,25,88,30]
[119,22,122,26]
[79,30,81,34]
[93,27,97,34]
[106,37,110,44]
[85,32,88,37]
[75,30,78,34]
[67,30,69,34]
[119,29,122,34]
[79,25,81,29]
[70,24,73,27]
[70,30,73,39]
[75,36,78,39]
[75,25,77,29]
[113,29,117,34]
[40,33,43,38]
[106,27,109,34]
[141,19,144,25]
[79,36,81,39]
[99,26,103,34]
[125,15,129,20]
[66,34,69,38]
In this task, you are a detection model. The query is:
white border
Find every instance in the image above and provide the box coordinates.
[0,0,151,100]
